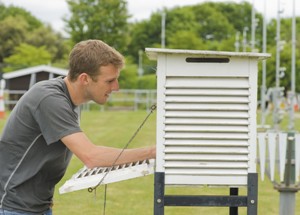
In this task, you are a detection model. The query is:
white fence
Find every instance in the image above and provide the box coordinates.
[4,89,157,112]
[3,90,27,106]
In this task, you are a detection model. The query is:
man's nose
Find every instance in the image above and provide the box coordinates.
[112,80,119,91]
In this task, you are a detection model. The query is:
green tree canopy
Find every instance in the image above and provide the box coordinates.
[65,0,130,52]
[3,43,52,72]
[168,30,205,50]
[127,2,254,76]
[0,16,28,62]
[0,3,70,71]
[0,4,42,30]
[25,26,70,64]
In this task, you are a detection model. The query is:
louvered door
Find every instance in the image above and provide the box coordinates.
[163,76,250,186]
[146,49,269,187]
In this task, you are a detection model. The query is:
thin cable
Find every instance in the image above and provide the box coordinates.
[88,104,157,193]
[102,184,107,215]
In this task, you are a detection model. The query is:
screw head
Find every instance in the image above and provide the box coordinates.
[157,198,162,203]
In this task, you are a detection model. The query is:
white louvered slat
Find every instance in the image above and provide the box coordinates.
[165,88,249,96]
[164,153,249,161]
[164,146,248,154]
[165,117,249,125]
[165,103,249,111]
[165,168,248,175]
[165,95,249,103]
[165,110,249,118]
[165,124,248,133]
[162,75,251,186]
[164,132,249,139]
[164,161,248,169]
[165,77,249,88]
[165,139,249,146]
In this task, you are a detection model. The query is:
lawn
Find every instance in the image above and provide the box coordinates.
[1,110,300,214]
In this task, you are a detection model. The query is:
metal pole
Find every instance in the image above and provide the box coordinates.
[291,0,296,94]
[235,32,240,52]
[273,0,281,131]
[138,50,144,77]
[242,27,248,52]
[260,0,267,126]
[278,133,297,215]
[251,0,256,51]
[161,12,166,48]
[288,0,296,130]
[275,0,281,90]
[280,193,296,215]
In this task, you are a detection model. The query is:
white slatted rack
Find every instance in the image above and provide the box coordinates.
[258,132,300,182]
[146,48,270,187]
[59,159,155,194]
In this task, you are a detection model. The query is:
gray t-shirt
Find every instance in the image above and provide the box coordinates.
[0,77,81,214]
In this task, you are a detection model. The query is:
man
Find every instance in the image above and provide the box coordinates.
[0,40,156,215]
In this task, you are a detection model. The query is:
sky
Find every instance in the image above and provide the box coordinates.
[0,0,299,36]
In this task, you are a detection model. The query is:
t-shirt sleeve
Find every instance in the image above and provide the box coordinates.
[34,94,82,145]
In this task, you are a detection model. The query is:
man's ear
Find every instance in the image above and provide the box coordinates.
[78,73,89,85]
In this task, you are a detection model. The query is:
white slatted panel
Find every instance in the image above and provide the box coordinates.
[279,133,287,182]
[257,133,266,181]
[59,159,155,194]
[296,134,300,182]
[163,76,250,186]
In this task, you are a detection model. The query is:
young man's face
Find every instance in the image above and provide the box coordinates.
[86,64,120,104]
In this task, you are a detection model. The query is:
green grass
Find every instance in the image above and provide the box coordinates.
[1,110,300,214]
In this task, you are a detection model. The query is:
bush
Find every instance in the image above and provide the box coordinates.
[137,74,156,89]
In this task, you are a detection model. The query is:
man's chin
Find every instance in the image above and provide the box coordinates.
[94,98,107,105]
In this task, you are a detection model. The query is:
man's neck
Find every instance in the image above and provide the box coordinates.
[64,77,85,106]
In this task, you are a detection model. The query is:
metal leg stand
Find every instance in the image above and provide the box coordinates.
[154,172,258,215]
[247,173,258,215]
[230,188,239,215]
[154,172,165,215]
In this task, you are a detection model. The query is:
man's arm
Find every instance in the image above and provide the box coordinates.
[61,132,156,169]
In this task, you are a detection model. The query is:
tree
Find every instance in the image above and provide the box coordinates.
[165,6,199,39]
[3,43,52,72]
[127,2,254,63]
[192,3,236,42]
[118,57,138,89]
[168,30,205,50]
[0,4,70,72]
[65,0,130,52]
[208,2,253,33]
[25,26,71,65]
[0,16,28,63]
[126,14,162,63]
[127,2,251,74]
[0,3,42,30]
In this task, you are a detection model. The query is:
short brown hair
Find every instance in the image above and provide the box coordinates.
[68,39,125,81]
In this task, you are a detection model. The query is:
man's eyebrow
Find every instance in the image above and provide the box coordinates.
[107,77,117,82]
